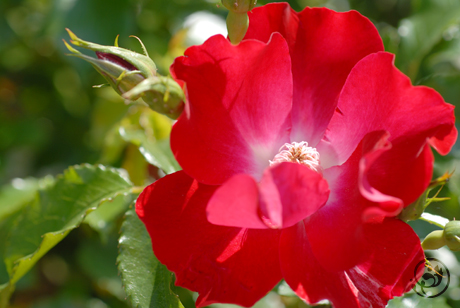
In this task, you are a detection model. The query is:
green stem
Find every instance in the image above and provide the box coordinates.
[419,212,449,229]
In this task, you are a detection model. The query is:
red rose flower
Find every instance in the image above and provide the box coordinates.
[136,3,457,307]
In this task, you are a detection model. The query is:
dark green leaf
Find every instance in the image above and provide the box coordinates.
[118,208,183,308]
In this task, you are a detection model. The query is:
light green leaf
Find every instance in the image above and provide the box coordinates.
[2,164,133,303]
[118,208,183,308]
[138,138,180,174]
[119,106,181,174]
[276,281,297,297]
[0,284,14,308]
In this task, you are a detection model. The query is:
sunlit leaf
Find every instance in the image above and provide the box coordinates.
[118,208,183,308]
[84,192,135,238]
[1,164,133,306]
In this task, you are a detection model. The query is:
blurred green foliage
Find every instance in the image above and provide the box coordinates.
[1,0,460,307]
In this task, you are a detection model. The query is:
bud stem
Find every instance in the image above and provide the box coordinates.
[227,11,249,44]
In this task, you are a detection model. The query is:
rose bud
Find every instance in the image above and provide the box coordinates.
[123,76,184,119]
[443,220,460,251]
[63,29,184,119]
[422,220,460,251]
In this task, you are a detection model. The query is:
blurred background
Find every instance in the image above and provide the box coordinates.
[0,0,460,307]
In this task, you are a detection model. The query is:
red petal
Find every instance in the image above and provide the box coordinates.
[346,218,425,307]
[429,123,458,155]
[136,171,282,307]
[280,219,424,308]
[305,132,395,271]
[358,132,403,220]
[363,137,435,216]
[308,129,433,271]
[245,3,384,145]
[207,173,266,229]
[170,33,293,185]
[258,163,329,229]
[280,222,361,307]
[319,52,457,168]
[207,163,329,229]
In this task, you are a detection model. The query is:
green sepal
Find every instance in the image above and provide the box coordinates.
[399,171,452,221]
[66,51,145,98]
[221,0,257,13]
[64,29,185,119]
[65,28,156,78]
[123,76,185,119]
[399,190,427,221]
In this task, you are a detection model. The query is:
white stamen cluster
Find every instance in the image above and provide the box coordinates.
[269,141,322,173]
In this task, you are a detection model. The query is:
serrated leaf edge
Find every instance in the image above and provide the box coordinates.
[3,164,135,297]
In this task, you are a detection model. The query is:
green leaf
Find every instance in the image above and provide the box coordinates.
[138,137,180,175]
[0,176,54,221]
[2,164,133,299]
[122,144,149,186]
[419,212,450,228]
[0,212,22,306]
[118,208,183,308]
[396,0,460,79]
[210,292,286,308]
[84,192,135,238]
[0,284,14,308]
[119,105,181,175]
[387,292,450,308]
[276,280,297,297]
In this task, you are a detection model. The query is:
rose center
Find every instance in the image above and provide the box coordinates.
[269,141,322,173]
